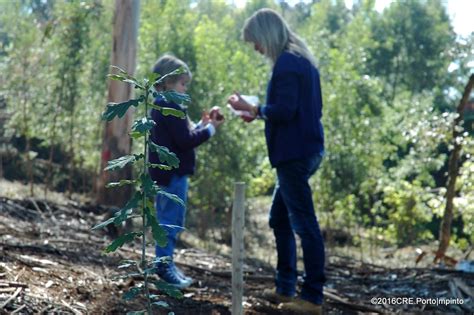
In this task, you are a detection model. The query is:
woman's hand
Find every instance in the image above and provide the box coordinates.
[227,92,258,123]
[227,92,253,112]
[240,112,257,123]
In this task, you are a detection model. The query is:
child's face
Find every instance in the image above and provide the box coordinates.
[166,75,190,94]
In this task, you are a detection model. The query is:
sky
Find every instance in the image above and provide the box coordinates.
[231,0,473,37]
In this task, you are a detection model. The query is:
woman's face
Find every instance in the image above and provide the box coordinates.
[253,42,264,55]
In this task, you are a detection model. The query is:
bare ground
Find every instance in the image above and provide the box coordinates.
[0,180,473,314]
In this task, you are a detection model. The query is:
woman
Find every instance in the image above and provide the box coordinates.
[228,8,325,314]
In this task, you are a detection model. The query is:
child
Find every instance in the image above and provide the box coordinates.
[149,54,224,288]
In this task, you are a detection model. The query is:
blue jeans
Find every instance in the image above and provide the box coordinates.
[269,153,326,304]
[155,174,188,261]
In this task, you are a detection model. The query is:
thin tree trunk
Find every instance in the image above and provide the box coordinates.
[96,0,140,206]
[68,109,75,198]
[45,106,60,198]
[390,54,401,104]
[435,74,474,262]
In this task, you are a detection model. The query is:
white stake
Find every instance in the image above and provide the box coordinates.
[232,182,245,315]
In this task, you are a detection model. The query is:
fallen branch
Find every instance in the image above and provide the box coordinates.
[0,287,22,309]
[175,261,274,281]
[13,267,26,282]
[5,282,28,288]
[324,288,384,314]
[61,299,82,315]
[452,278,473,298]
[0,287,17,293]
[10,304,26,314]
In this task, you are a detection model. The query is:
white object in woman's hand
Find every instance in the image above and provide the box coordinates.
[227,92,251,111]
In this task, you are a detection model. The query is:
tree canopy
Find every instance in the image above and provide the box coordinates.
[0,0,473,249]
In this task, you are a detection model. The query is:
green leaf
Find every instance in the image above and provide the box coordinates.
[110,65,133,76]
[123,286,142,300]
[105,154,142,171]
[91,216,115,231]
[140,173,157,196]
[152,301,169,308]
[154,67,187,86]
[105,232,142,253]
[145,207,168,247]
[105,179,136,188]
[130,131,145,139]
[161,106,186,118]
[149,141,179,169]
[131,117,156,134]
[146,72,160,85]
[156,189,185,208]
[147,163,173,170]
[149,103,186,119]
[109,65,144,89]
[112,208,133,224]
[161,90,191,105]
[111,272,142,280]
[152,280,183,299]
[143,266,158,275]
[107,74,144,90]
[118,260,137,269]
[102,97,143,121]
[92,192,141,230]
[113,192,141,225]
[145,197,155,211]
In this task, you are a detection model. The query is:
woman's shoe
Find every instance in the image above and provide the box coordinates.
[278,298,322,315]
[261,288,294,304]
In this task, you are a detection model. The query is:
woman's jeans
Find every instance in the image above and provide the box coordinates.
[269,153,326,305]
[155,175,188,263]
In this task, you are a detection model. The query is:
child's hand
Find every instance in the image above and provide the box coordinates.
[210,115,225,128]
[201,111,211,125]
[209,106,224,121]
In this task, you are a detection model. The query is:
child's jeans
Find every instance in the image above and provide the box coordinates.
[155,174,188,262]
[269,153,326,305]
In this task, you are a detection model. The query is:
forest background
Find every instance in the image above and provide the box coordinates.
[0,0,473,259]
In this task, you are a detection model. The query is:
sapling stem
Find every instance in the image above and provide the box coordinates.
[142,86,152,314]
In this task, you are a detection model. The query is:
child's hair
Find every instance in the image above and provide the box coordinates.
[152,54,192,90]
[242,8,316,66]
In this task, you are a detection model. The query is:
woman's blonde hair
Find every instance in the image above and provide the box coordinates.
[152,53,192,90]
[242,8,316,66]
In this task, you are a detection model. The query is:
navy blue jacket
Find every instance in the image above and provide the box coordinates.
[261,51,324,167]
[149,99,210,186]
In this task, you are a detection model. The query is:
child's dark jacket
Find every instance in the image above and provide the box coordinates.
[149,99,210,186]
